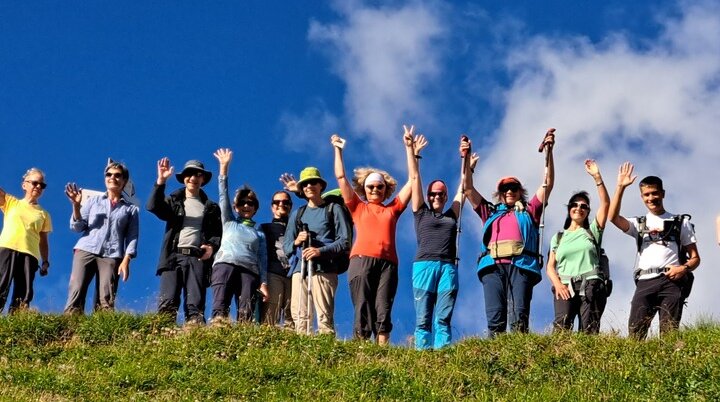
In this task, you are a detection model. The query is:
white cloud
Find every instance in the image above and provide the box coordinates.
[307,1,446,157]
[278,100,341,155]
[459,0,720,335]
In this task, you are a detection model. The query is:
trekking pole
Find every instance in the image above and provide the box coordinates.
[303,224,313,335]
[536,128,555,267]
[455,135,470,267]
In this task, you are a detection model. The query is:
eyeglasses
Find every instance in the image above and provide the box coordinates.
[428,192,446,198]
[365,184,385,191]
[498,183,520,193]
[237,200,256,207]
[272,199,292,207]
[301,179,322,188]
[569,202,590,211]
[25,180,47,190]
[105,172,123,179]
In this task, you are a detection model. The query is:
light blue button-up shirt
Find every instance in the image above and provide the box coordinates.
[70,193,139,258]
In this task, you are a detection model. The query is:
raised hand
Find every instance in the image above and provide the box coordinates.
[539,127,556,151]
[413,134,428,154]
[279,173,298,193]
[584,159,601,178]
[156,157,174,185]
[459,138,472,157]
[330,134,346,149]
[469,152,480,170]
[617,161,637,188]
[213,148,233,166]
[64,183,83,205]
[402,125,415,148]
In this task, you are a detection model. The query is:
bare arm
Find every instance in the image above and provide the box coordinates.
[585,160,609,229]
[546,250,570,301]
[0,187,5,207]
[404,125,424,212]
[608,161,636,233]
[332,134,356,203]
[460,139,484,209]
[535,128,555,202]
[39,231,50,276]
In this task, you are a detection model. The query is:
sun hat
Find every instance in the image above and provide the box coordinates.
[175,160,212,186]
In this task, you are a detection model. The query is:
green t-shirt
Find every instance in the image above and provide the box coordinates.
[550,219,603,283]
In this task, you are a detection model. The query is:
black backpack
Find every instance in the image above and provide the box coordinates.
[635,214,694,299]
[555,228,612,296]
[295,191,353,274]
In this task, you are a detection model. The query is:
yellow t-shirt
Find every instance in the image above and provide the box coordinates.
[0,193,53,260]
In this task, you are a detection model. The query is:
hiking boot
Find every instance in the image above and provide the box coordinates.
[209,316,232,328]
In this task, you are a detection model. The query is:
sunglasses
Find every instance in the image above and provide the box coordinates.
[237,200,256,207]
[184,170,205,178]
[569,202,590,211]
[25,180,47,190]
[272,199,292,207]
[498,183,520,193]
[105,172,123,179]
[301,179,322,188]
[365,184,385,191]
[428,191,446,198]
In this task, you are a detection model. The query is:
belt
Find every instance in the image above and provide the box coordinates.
[634,266,670,280]
[177,247,203,257]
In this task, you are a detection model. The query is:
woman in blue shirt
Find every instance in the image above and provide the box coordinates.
[64,161,139,314]
[211,148,268,324]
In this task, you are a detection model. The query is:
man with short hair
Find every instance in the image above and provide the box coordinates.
[147,158,222,325]
[608,162,700,339]
[259,190,294,328]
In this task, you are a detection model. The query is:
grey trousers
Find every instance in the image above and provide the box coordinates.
[261,272,293,328]
[64,249,121,314]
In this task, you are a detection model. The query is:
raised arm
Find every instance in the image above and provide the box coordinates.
[585,159,609,229]
[608,161,636,233]
[460,139,485,209]
[0,187,5,208]
[404,125,425,212]
[214,148,235,224]
[535,128,555,202]
[332,134,356,203]
[451,150,478,217]
[146,157,175,220]
[65,183,86,231]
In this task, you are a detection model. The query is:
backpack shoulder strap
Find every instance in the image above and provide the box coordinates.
[295,205,307,233]
[635,215,647,253]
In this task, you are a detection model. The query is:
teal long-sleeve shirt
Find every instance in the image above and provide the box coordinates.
[213,175,267,284]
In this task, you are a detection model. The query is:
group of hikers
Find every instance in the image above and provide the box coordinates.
[0,126,702,349]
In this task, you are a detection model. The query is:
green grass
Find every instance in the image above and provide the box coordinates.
[1,311,719,401]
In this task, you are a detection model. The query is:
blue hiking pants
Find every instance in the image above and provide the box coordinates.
[478,263,539,337]
[413,260,458,350]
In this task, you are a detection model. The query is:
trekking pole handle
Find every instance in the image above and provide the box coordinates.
[302,224,311,248]
[460,135,470,157]
[537,128,556,153]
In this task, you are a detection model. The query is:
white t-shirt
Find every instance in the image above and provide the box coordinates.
[624,211,696,280]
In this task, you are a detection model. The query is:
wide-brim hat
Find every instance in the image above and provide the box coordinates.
[175,160,212,186]
[496,176,521,190]
[297,167,327,199]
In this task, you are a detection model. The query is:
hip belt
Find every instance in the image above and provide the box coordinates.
[177,247,203,258]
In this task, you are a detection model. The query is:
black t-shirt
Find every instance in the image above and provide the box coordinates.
[260,219,290,276]
[413,203,457,263]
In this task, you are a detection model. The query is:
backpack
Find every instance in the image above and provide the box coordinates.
[555,228,612,296]
[295,190,354,274]
[635,214,694,299]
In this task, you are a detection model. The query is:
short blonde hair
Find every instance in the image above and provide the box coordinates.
[22,167,45,181]
[352,167,397,201]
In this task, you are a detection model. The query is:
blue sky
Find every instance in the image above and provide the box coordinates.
[2,1,719,344]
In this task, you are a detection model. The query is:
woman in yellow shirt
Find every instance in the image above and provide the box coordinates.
[0,168,52,313]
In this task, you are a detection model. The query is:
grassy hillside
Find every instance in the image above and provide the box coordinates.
[1,311,718,401]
